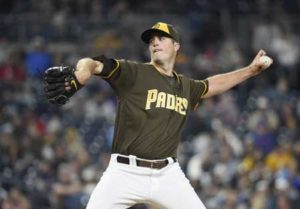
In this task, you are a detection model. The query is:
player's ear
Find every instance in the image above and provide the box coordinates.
[174,42,180,52]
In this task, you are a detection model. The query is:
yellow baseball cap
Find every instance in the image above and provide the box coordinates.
[141,22,180,44]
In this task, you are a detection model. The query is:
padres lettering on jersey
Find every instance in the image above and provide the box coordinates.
[145,89,188,115]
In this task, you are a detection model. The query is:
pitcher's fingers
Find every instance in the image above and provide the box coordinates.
[255,49,266,59]
[259,49,266,56]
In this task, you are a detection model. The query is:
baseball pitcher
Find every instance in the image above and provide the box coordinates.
[44,22,273,209]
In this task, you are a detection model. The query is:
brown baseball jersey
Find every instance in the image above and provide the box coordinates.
[97,59,208,159]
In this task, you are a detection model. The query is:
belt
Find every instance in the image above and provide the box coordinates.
[116,155,177,169]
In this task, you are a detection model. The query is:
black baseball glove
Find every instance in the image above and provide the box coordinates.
[44,66,83,105]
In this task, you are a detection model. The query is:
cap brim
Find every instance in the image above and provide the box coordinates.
[141,29,173,44]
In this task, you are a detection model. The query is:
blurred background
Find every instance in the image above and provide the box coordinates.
[0,0,300,209]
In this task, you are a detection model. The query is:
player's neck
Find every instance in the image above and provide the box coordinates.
[151,61,174,76]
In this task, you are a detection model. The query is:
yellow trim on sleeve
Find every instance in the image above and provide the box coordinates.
[193,80,208,110]
[100,59,120,79]
[199,80,208,97]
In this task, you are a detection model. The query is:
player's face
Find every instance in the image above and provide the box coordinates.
[149,35,180,64]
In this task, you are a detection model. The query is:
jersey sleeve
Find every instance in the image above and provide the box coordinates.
[190,79,209,110]
[92,56,138,95]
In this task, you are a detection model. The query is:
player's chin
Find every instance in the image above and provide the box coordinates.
[153,53,168,62]
[153,58,164,66]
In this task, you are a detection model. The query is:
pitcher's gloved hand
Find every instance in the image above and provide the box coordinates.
[44,66,83,105]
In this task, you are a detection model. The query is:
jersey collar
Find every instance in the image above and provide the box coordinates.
[146,62,180,84]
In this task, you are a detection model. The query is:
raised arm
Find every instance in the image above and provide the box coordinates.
[202,49,273,98]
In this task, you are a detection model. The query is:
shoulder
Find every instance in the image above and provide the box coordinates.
[177,73,206,83]
[117,59,153,70]
[117,59,146,65]
[175,73,190,82]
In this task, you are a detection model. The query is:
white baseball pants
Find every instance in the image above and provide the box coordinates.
[86,154,207,209]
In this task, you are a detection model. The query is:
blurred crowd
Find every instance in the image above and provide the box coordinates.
[0,1,300,209]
